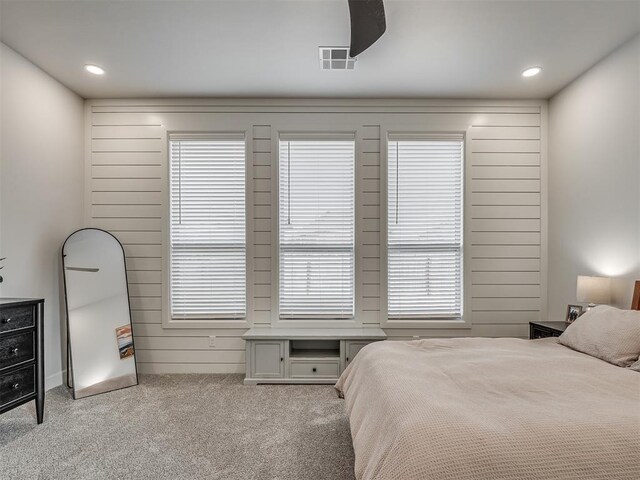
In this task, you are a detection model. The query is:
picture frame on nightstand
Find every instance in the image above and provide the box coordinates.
[565,304,583,324]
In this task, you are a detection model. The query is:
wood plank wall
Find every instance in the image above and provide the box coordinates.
[86,100,547,373]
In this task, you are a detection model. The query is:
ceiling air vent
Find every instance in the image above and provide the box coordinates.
[319,47,357,70]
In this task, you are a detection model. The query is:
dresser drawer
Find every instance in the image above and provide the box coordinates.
[0,331,35,371]
[0,365,36,408]
[530,326,550,339]
[0,305,34,334]
[290,360,340,378]
[529,322,567,339]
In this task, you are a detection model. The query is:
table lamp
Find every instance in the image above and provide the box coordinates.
[576,275,611,310]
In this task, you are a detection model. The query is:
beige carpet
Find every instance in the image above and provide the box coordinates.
[0,374,355,480]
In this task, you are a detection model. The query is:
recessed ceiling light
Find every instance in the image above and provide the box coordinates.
[84,64,105,75]
[522,66,542,78]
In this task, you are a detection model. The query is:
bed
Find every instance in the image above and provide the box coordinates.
[335,336,640,479]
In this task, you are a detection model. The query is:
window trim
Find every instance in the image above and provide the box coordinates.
[163,130,250,329]
[272,130,360,328]
[380,128,471,329]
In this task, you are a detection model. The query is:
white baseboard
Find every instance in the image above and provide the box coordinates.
[45,369,66,391]
[45,365,246,389]
[136,363,245,374]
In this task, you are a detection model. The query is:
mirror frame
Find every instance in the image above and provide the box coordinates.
[62,227,139,399]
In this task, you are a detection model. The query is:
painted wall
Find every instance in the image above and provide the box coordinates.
[0,43,84,389]
[548,36,640,317]
[86,99,547,373]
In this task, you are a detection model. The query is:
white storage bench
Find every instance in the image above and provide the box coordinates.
[242,327,386,385]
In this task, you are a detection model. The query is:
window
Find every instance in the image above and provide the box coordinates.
[278,135,355,319]
[387,135,464,319]
[169,134,246,319]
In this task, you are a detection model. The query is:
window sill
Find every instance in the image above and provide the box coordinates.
[273,318,361,329]
[381,317,471,329]
[163,317,249,329]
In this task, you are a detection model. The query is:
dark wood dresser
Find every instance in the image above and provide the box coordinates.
[0,298,45,423]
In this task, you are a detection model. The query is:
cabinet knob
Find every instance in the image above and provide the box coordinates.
[346,357,349,362]
[280,357,283,362]
[1,317,11,324]
[11,347,19,355]
[11,383,19,390]
[312,367,317,373]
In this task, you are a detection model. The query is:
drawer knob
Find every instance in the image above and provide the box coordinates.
[11,347,19,355]
[11,383,19,390]
[312,367,317,373]
[2,317,11,324]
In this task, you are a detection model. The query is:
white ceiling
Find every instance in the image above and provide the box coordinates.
[1,0,639,99]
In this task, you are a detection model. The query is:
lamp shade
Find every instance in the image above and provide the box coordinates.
[576,275,611,304]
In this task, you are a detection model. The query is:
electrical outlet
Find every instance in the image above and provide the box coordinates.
[208,335,216,347]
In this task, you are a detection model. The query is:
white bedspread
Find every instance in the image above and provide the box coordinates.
[335,337,640,480]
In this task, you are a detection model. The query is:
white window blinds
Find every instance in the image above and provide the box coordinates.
[169,134,246,319]
[387,135,464,319]
[279,136,355,319]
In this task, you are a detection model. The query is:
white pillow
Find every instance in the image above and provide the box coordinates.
[558,305,640,367]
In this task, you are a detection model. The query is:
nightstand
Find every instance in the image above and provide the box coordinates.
[529,321,568,339]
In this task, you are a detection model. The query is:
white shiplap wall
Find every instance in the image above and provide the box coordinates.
[85,99,547,373]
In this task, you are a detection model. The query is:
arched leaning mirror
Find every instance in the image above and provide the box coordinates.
[62,228,138,399]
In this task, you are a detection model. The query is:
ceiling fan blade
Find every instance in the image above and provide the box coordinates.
[348,0,386,57]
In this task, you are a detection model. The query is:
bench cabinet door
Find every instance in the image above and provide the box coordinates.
[345,341,372,367]
[251,341,285,378]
